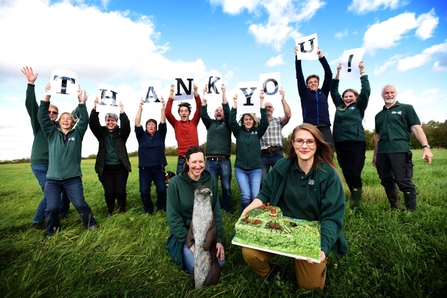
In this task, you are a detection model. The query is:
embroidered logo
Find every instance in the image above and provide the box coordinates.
[68,136,76,141]
[308,179,315,186]
[391,111,402,115]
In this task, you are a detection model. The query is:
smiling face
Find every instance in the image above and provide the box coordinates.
[306,77,319,92]
[106,116,117,131]
[292,129,316,162]
[186,152,205,181]
[59,112,74,131]
[243,114,254,130]
[343,91,357,106]
[179,106,190,121]
[382,85,397,107]
[214,107,224,121]
[48,107,59,122]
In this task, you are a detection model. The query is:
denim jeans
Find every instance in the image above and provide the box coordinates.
[176,156,186,174]
[31,164,70,224]
[234,167,262,211]
[45,177,97,236]
[182,243,226,274]
[139,166,167,213]
[206,158,232,213]
[261,151,284,182]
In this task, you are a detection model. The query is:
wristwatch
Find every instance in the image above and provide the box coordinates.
[422,145,430,148]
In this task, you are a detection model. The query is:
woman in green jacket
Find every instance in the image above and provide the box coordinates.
[241,123,348,290]
[331,61,371,211]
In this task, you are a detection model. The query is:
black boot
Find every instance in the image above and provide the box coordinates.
[346,181,354,202]
[118,199,127,214]
[106,200,115,217]
[384,186,404,210]
[351,187,362,213]
[404,190,417,211]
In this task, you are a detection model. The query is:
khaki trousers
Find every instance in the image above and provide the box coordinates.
[242,247,327,290]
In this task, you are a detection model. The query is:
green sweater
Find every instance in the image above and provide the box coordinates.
[166,170,223,268]
[25,84,49,165]
[331,76,371,142]
[230,107,269,170]
[38,101,88,180]
[201,103,231,156]
[257,158,348,259]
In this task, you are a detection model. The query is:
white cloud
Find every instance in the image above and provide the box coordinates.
[265,55,284,67]
[211,0,326,51]
[397,40,447,72]
[334,29,348,39]
[373,54,400,75]
[348,0,406,14]
[363,10,438,54]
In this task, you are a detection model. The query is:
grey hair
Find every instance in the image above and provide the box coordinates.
[381,84,398,95]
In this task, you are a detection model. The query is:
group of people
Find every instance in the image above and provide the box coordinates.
[23,42,433,290]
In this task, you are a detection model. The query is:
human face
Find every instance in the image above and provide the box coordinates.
[343,91,357,106]
[146,121,157,135]
[106,116,117,131]
[243,114,254,130]
[214,107,224,121]
[59,113,74,131]
[179,107,190,121]
[48,108,59,121]
[306,78,319,92]
[292,130,316,162]
[187,152,205,181]
[382,86,397,107]
[264,102,274,116]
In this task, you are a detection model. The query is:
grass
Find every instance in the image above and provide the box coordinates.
[1,150,447,297]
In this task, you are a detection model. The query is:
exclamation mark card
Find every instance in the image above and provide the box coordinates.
[340,47,365,80]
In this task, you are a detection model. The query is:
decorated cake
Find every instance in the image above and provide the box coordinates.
[232,203,321,262]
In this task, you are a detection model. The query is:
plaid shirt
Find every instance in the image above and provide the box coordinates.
[260,117,284,149]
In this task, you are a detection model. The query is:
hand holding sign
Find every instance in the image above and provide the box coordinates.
[339,48,365,80]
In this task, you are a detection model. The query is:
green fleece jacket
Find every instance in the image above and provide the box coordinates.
[201,103,231,156]
[38,101,88,180]
[257,158,348,259]
[331,75,371,142]
[166,170,222,269]
[230,107,269,170]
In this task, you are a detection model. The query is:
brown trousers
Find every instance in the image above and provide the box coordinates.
[242,247,327,290]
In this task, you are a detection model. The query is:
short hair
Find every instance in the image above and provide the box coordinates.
[306,74,320,85]
[145,118,157,127]
[238,113,259,128]
[49,104,58,113]
[178,102,191,114]
[381,84,398,95]
[105,113,118,122]
[59,112,78,127]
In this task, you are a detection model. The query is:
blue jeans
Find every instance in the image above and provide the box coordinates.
[176,156,186,174]
[234,167,262,211]
[261,151,284,182]
[45,177,97,236]
[182,244,225,274]
[206,158,232,213]
[31,164,70,224]
[139,166,167,213]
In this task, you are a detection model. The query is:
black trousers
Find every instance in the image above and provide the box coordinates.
[335,141,366,187]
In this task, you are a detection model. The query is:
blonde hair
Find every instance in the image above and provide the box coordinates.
[238,113,259,128]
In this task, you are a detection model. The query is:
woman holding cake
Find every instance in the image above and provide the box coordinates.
[166,146,225,273]
[241,123,348,290]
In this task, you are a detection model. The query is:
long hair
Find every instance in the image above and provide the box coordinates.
[181,146,205,173]
[286,123,338,173]
[338,88,359,111]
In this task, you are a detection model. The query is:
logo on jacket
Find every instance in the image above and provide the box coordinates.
[308,179,315,185]
[68,136,76,141]
[391,111,402,115]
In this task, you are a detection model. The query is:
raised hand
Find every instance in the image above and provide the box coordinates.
[21,66,39,84]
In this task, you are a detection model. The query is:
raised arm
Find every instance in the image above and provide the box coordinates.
[89,97,103,141]
[294,46,307,98]
[357,61,371,111]
[165,84,176,126]
[330,63,343,106]
[160,97,166,124]
[318,48,333,97]
[279,88,291,126]
[135,99,144,127]
[118,102,131,142]
[191,84,201,126]
[22,66,40,132]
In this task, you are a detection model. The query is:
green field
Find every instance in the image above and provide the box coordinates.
[1,150,446,297]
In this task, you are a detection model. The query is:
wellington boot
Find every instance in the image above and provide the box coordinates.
[384,186,404,210]
[404,191,417,211]
[350,187,362,212]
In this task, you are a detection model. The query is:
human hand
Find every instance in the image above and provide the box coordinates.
[119,101,124,113]
[337,63,342,72]
[190,244,194,253]
[317,47,323,58]
[170,84,175,97]
[422,148,433,165]
[260,90,265,103]
[94,97,100,109]
[216,243,225,262]
[193,84,198,96]
[279,87,285,99]
[161,96,165,109]
[305,251,326,264]
[294,45,299,55]
[21,66,38,84]
[221,84,226,93]
[359,61,365,74]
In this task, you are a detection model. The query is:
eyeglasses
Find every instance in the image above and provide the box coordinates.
[265,106,273,109]
[48,111,58,115]
[292,139,316,147]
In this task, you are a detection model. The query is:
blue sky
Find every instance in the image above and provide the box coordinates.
[0,0,446,160]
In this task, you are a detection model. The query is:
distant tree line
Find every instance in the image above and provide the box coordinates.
[1,121,445,164]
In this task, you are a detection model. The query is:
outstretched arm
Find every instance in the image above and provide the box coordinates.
[135,99,143,127]
[279,88,291,126]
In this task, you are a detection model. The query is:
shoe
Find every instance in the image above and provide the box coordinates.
[88,225,98,231]
[31,223,45,230]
